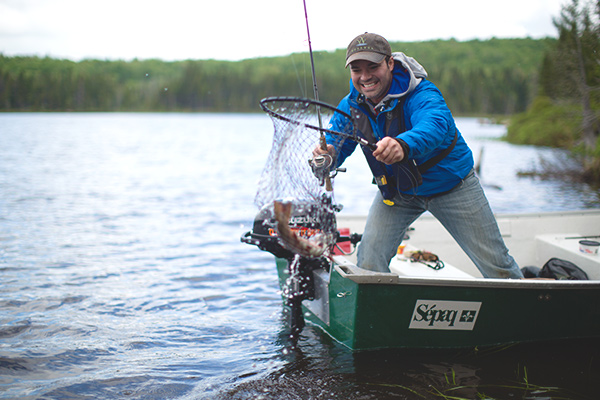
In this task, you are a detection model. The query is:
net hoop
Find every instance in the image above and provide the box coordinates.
[259,96,356,138]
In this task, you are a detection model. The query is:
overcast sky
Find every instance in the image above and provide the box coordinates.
[0,0,567,62]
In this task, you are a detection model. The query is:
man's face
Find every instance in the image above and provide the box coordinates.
[349,57,394,104]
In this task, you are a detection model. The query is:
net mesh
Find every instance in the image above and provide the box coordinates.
[255,97,355,257]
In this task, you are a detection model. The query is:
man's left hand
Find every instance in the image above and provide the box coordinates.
[372,137,405,164]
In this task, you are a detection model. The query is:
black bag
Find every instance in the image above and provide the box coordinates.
[538,258,589,280]
[520,266,541,278]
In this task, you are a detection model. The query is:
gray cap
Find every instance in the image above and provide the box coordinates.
[345,33,392,68]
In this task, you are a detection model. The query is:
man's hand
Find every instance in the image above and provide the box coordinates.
[310,144,335,188]
[312,144,335,159]
[372,137,404,164]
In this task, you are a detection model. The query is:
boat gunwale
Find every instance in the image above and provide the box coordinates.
[333,262,600,289]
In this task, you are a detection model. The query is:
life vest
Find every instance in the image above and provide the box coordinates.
[351,97,457,205]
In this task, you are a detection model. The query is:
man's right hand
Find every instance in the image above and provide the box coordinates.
[372,137,405,164]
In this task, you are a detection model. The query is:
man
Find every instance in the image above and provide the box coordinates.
[318,33,522,278]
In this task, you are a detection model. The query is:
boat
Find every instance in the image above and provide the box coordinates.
[243,208,600,350]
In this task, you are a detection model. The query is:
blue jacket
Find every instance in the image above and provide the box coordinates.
[328,52,473,197]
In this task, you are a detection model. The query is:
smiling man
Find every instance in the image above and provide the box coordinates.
[318,33,523,278]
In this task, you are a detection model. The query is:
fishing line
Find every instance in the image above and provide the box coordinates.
[289,53,307,98]
[397,166,420,195]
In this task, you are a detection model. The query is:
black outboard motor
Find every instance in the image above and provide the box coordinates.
[241,202,334,259]
[241,202,361,340]
[241,204,297,260]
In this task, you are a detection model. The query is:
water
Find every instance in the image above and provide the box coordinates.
[0,113,598,400]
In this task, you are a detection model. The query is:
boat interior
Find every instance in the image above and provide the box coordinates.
[333,210,600,282]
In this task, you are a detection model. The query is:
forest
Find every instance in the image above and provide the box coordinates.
[0,37,553,116]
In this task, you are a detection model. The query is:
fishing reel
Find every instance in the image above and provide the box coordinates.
[309,155,347,187]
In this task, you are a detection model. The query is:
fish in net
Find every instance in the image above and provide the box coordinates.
[254,97,356,258]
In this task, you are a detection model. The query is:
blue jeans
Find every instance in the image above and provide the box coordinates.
[357,170,523,278]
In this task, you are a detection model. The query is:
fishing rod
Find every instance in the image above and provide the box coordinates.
[302,0,332,191]
[303,0,321,125]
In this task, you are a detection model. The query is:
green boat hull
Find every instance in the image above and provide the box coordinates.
[276,258,600,350]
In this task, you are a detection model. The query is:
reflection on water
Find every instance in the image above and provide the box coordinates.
[0,113,598,399]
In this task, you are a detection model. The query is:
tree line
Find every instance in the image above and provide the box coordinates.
[506,0,599,184]
[1,37,553,116]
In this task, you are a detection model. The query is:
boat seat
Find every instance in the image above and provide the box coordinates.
[535,234,600,280]
[389,252,476,279]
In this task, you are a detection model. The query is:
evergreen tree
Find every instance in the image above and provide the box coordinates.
[509,0,600,184]
[542,0,600,149]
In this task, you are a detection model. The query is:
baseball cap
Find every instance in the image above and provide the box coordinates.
[345,33,392,68]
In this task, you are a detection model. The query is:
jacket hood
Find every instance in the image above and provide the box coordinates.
[349,52,428,108]
[388,52,428,97]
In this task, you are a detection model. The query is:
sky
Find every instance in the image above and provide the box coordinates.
[0,0,568,62]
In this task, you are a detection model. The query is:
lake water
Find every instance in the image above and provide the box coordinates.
[0,113,598,400]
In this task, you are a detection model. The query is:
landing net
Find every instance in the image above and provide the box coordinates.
[254,97,355,257]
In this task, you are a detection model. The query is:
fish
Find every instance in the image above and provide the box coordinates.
[273,200,329,258]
